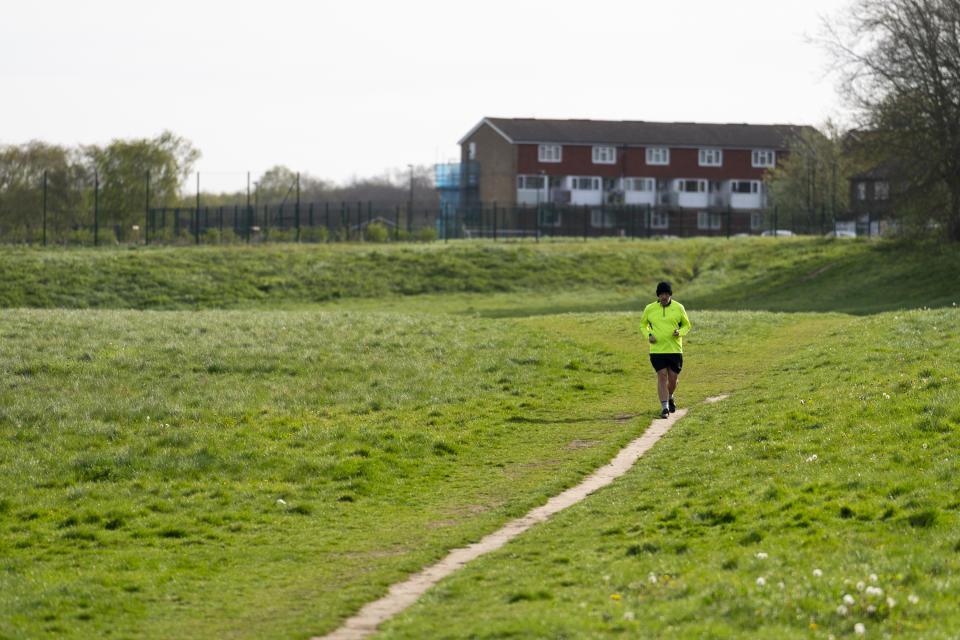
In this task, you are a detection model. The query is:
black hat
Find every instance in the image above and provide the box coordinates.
[656,281,672,295]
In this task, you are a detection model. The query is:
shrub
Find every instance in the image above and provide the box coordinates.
[417,226,438,242]
[365,222,390,243]
[203,228,221,245]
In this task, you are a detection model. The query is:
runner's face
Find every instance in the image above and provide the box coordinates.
[658,292,671,305]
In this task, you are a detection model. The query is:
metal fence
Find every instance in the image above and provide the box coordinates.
[2,199,883,246]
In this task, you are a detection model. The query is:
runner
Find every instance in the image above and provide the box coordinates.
[640,281,691,419]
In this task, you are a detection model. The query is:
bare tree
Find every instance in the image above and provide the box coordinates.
[825,0,960,240]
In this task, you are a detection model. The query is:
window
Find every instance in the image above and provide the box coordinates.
[468,142,477,160]
[731,180,760,194]
[592,145,616,164]
[875,181,890,200]
[625,178,654,192]
[572,177,600,190]
[646,147,669,165]
[697,211,722,230]
[677,179,706,193]
[650,209,669,229]
[857,182,867,200]
[698,148,722,167]
[750,212,765,230]
[591,209,616,228]
[752,150,776,168]
[538,144,562,162]
[517,175,545,190]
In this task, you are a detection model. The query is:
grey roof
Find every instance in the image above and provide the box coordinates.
[467,117,811,150]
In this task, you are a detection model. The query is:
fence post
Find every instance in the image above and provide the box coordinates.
[94,170,99,247]
[395,205,400,240]
[145,169,150,246]
[42,170,47,247]
[583,205,588,241]
[195,172,200,244]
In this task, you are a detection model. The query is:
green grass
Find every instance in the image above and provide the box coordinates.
[381,308,960,638]
[2,238,959,638]
[1,237,958,314]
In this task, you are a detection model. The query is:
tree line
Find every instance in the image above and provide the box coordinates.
[0,131,439,244]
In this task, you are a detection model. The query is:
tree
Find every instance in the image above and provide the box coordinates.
[764,121,866,220]
[85,131,199,239]
[0,141,85,242]
[825,0,960,240]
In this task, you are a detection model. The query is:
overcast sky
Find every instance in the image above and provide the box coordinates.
[2,0,852,192]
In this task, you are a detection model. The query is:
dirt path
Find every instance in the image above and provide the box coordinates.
[314,395,728,640]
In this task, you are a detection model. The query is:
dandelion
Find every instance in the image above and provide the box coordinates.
[883,392,891,399]
[887,597,896,608]
[855,622,866,635]
[866,586,883,597]
[276,498,286,505]
[869,573,878,582]
[908,594,920,604]
[867,604,877,614]
[813,569,823,578]
[610,594,621,600]
[648,573,657,584]
[843,594,856,605]
[857,581,866,592]
[727,445,733,451]
[922,443,928,449]
[756,552,768,559]
[806,454,818,463]
[837,604,848,616]
[756,577,766,587]
[624,611,635,621]
[777,582,785,590]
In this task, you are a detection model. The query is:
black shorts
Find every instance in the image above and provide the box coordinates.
[650,353,683,374]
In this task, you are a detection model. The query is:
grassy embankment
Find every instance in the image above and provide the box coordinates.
[0,237,958,639]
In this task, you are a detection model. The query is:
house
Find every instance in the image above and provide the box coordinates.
[448,117,811,236]
[847,163,894,236]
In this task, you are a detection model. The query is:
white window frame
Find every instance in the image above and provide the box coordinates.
[517,175,545,190]
[538,144,562,163]
[646,147,669,165]
[857,182,867,200]
[571,176,600,191]
[698,148,723,167]
[697,211,722,230]
[752,149,776,168]
[676,179,707,193]
[592,145,616,165]
[731,180,761,194]
[468,142,477,160]
[625,177,654,192]
[875,181,890,200]
[650,209,669,229]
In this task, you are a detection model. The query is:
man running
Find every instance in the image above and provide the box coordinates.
[640,281,691,419]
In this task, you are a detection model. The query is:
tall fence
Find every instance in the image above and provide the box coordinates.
[1,196,883,246]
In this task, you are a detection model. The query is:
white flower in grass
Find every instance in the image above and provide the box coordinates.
[806,454,818,463]
[856,581,866,592]
[867,604,876,614]
[648,572,657,584]
[908,594,920,604]
[855,622,866,635]
[276,498,286,505]
[887,597,896,608]
[624,611,635,621]
[866,586,883,597]
[777,582,785,590]
[883,392,890,399]
[869,573,878,583]
[727,445,733,451]
[756,552,768,559]
[837,604,848,616]
[756,577,766,587]
[813,569,823,578]
[843,594,856,606]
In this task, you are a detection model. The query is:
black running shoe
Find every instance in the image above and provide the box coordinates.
[660,407,670,419]
[668,398,676,413]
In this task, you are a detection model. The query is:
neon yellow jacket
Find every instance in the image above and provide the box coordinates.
[640,300,691,353]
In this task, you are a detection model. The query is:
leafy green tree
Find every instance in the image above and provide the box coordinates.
[0,141,86,242]
[764,121,865,220]
[825,0,960,241]
[85,131,199,239]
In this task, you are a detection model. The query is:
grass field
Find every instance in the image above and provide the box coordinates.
[1,237,959,639]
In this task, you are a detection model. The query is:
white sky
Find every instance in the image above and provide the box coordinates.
[1,0,852,192]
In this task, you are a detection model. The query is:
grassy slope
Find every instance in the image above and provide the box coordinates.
[1,237,958,314]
